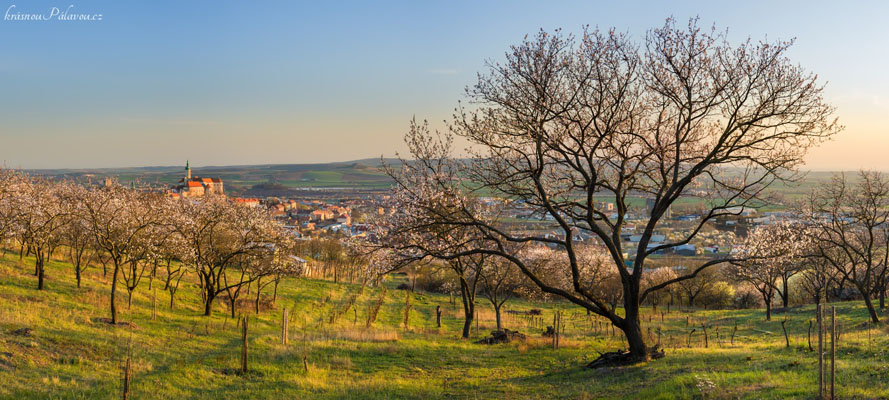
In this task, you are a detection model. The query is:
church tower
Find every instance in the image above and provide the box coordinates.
[185,160,191,180]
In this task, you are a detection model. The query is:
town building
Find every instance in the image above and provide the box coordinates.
[171,161,224,198]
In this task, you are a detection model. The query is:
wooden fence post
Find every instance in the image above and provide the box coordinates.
[808,320,813,352]
[817,304,823,399]
[282,308,288,345]
[830,306,836,400]
[241,315,249,374]
[403,291,412,331]
[552,312,557,349]
[122,355,130,400]
[731,321,737,345]
[701,323,708,348]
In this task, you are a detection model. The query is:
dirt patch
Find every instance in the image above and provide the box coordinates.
[771,305,804,314]
[215,368,264,377]
[587,346,665,369]
[0,352,12,371]
[476,329,526,345]
[92,317,138,328]
[542,326,555,337]
[218,297,276,314]
[9,328,33,337]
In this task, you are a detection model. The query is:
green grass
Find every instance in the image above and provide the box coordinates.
[1,252,887,399]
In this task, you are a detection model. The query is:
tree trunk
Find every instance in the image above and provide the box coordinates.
[75,263,82,288]
[204,291,216,316]
[462,303,474,339]
[880,286,886,310]
[36,258,44,290]
[111,263,120,324]
[862,294,880,323]
[765,298,772,321]
[621,294,649,361]
[255,288,261,314]
[494,303,502,330]
[621,317,648,361]
[163,260,173,290]
[782,279,790,308]
[459,279,474,339]
[148,262,156,291]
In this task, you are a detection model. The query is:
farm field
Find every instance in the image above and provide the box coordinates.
[1,251,888,399]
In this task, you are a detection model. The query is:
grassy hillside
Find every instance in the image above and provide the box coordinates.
[1,252,887,399]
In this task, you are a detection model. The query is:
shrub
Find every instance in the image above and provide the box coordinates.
[698,281,735,309]
[733,283,762,309]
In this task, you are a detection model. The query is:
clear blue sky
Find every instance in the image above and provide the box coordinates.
[1,0,887,170]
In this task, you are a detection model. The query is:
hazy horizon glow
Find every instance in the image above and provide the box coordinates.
[2,0,887,170]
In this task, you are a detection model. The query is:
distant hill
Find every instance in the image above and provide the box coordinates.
[25,159,862,201]
[26,159,403,196]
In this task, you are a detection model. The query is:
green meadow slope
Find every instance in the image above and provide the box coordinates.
[0,251,887,399]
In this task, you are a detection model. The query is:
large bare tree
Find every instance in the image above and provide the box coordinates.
[382,19,838,361]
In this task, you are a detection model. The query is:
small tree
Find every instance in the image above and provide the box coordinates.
[62,185,96,288]
[676,265,719,309]
[80,185,164,324]
[14,179,70,290]
[643,267,678,312]
[729,222,804,320]
[0,170,26,251]
[806,171,889,323]
[798,249,841,306]
[478,254,528,330]
[250,235,303,313]
[173,196,281,317]
[450,256,483,338]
